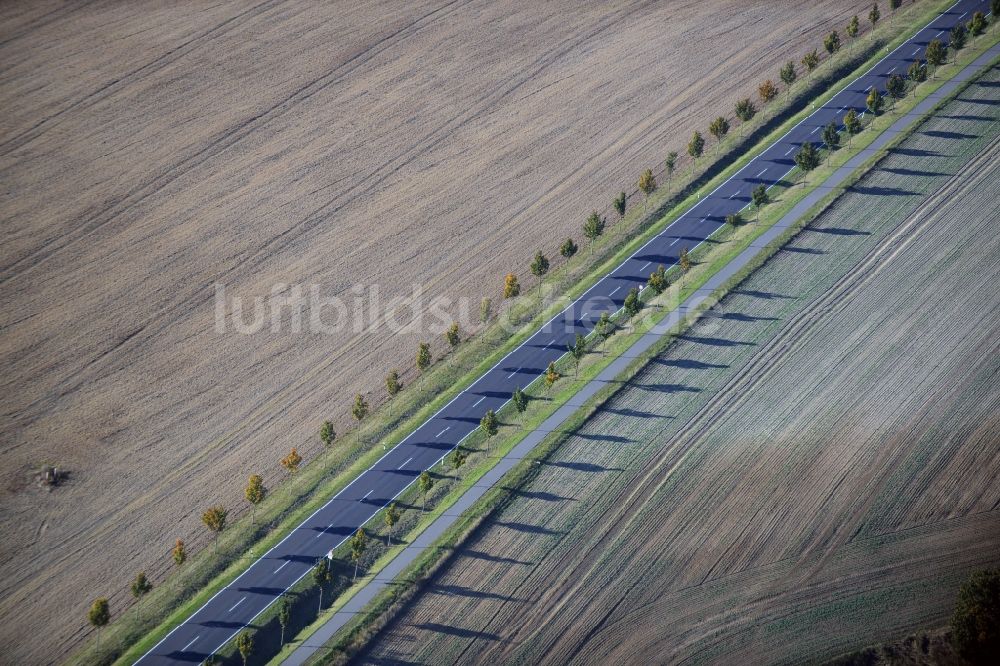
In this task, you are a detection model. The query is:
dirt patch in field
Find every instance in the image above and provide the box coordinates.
[0,0,878,659]
[354,75,1000,665]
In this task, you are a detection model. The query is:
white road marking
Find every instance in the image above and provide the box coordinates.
[810,126,820,134]
[784,146,795,156]
[640,261,651,271]
[361,489,373,500]
[182,636,200,652]
[888,66,896,73]
[228,597,246,613]
[865,84,873,91]
[610,285,621,296]
[397,456,413,469]
[958,11,966,18]
[472,396,485,407]
[669,237,680,246]
[506,368,520,379]
[436,427,449,438]
[755,169,766,177]
[937,30,945,36]
[274,560,289,574]
[913,47,921,55]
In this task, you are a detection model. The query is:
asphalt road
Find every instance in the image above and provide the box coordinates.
[137,1,990,662]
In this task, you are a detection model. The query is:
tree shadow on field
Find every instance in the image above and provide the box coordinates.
[676,334,756,348]
[954,97,999,106]
[629,382,699,395]
[494,520,563,536]
[886,147,941,158]
[653,357,729,370]
[572,431,632,444]
[919,129,978,140]
[811,227,872,236]
[429,583,524,603]
[715,311,780,322]
[730,289,794,300]
[410,622,503,641]
[846,184,919,197]
[603,406,660,418]
[878,166,947,178]
[507,488,577,503]
[936,113,992,122]
[544,460,623,474]
[461,548,533,566]
[364,657,422,666]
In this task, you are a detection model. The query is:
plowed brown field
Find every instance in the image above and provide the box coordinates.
[0,1,877,660]
[355,74,1000,665]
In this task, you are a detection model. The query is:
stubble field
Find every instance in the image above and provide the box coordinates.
[355,71,1000,665]
[0,0,874,659]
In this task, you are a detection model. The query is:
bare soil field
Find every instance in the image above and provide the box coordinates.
[0,0,879,660]
[354,73,1000,665]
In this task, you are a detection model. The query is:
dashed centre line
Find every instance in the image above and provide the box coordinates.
[182,636,200,652]
[436,427,449,438]
[274,560,289,574]
[669,237,680,246]
[397,456,413,470]
[228,597,246,613]
[472,396,485,407]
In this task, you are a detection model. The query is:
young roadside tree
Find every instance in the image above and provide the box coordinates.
[821,121,840,163]
[449,448,467,478]
[678,247,692,284]
[130,572,153,620]
[623,288,642,325]
[383,502,401,546]
[480,297,492,324]
[758,80,779,118]
[352,394,369,432]
[734,98,756,137]
[544,361,561,391]
[311,557,330,611]
[172,539,187,568]
[844,108,862,145]
[886,73,905,110]
[445,322,461,349]
[385,371,400,418]
[925,39,947,78]
[560,237,578,261]
[583,211,606,251]
[503,273,520,299]
[511,386,528,422]
[950,568,1000,662]
[708,117,729,153]
[665,151,678,191]
[613,191,627,230]
[568,333,586,376]
[418,470,434,511]
[236,630,255,666]
[802,50,820,77]
[950,24,967,56]
[201,505,228,552]
[866,87,884,127]
[245,474,266,527]
[596,312,615,353]
[479,409,499,446]
[320,420,336,461]
[824,30,841,56]
[751,184,770,223]
[968,12,987,43]
[277,595,291,646]
[794,142,821,185]
[726,212,743,228]
[416,341,432,370]
[280,448,302,477]
[647,264,669,302]
[88,598,110,648]
[846,15,860,49]
[530,251,549,286]
[779,61,796,98]
[687,130,705,168]
[868,3,880,35]
[907,60,926,91]
[350,528,367,581]
[638,169,657,211]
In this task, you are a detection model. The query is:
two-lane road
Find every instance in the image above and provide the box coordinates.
[138,1,990,662]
